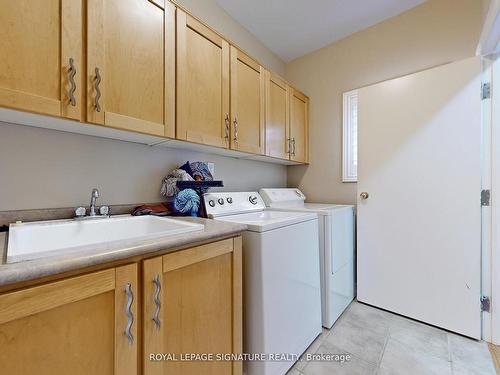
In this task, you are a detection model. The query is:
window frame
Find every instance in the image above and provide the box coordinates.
[342,89,358,182]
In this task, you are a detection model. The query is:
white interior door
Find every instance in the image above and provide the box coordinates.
[357,57,482,339]
[492,55,500,344]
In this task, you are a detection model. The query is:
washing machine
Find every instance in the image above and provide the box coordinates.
[204,191,322,375]
[260,188,355,328]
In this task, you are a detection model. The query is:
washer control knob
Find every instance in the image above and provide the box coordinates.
[227,197,233,204]
[249,196,258,205]
[218,198,224,205]
[208,200,215,207]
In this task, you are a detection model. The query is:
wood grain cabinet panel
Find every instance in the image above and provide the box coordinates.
[0,0,83,120]
[0,0,309,163]
[143,237,243,375]
[290,88,309,163]
[230,47,265,154]
[176,9,230,148]
[86,0,175,137]
[0,264,139,375]
[265,72,290,160]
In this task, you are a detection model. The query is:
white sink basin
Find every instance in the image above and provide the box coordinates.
[6,215,204,262]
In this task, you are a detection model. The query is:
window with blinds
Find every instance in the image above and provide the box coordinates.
[342,89,358,182]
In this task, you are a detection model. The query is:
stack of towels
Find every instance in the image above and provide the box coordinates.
[133,161,213,217]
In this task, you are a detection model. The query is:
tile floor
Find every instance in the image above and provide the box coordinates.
[287,301,497,375]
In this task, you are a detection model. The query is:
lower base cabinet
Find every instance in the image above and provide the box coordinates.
[0,237,242,375]
[143,237,243,375]
[0,264,139,375]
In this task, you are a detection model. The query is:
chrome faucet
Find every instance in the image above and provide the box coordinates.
[75,188,110,219]
[89,188,100,216]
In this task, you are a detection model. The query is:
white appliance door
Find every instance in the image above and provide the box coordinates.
[357,57,482,339]
[243,220,321,375]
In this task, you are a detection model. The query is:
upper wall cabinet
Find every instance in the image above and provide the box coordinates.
[86,0,175,137]
[0,0,83,120]
[230,47,265,154]
[176,9,230,148]
[265,72,290,160]
[264,73,309,163]
[0,1,309,165]
[289,88,309,163]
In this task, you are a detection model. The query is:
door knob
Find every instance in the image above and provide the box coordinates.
[360,192,369,200]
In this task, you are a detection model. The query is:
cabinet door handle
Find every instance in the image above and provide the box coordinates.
[233,116,238,143]
[152,275,161,330]
[224,113,230,140]
[68,58,77,107]
[292,138,296,156]
[94,67,102,112]
[124,283,134,345]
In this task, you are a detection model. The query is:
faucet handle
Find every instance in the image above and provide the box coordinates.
[75,206,86,217]
[99,205,110,216]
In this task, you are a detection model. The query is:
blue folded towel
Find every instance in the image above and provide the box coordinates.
[174,189,200,217]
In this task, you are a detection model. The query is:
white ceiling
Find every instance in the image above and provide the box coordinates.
[214,0,426,62]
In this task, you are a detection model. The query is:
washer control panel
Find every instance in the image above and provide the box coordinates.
[204,192,265,217]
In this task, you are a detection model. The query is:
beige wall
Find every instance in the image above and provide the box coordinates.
[482,0,491,21]
[285,0,484,204]
[0,0,288,212]
[174,0,285,75]
[0,123,286,211]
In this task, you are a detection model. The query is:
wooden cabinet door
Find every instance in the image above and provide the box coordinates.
[290,88,309,163]
[230,47,265,154]
[87,0,174,137]
[0,264,139,375]
[177,9,230,148]
[265,71,290,160]
[143,238,242,375]
[0,0,83,120]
